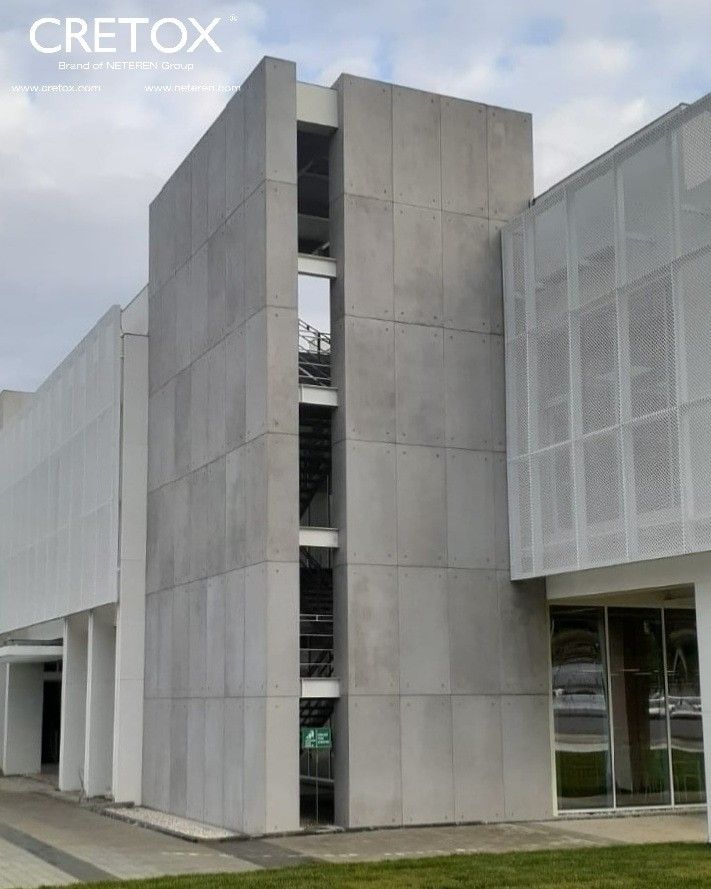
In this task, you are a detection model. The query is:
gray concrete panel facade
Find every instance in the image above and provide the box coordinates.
[330,75,552,828]
[145,57,299,834]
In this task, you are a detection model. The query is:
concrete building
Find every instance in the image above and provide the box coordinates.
[0,56,708,838]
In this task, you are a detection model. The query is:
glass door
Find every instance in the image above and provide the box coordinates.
[665,610,706,804]
[551,603,706,811]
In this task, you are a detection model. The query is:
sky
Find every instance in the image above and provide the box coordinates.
[1,0,711,391]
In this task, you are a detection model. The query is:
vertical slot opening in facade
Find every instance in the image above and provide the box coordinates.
[297,129,331,256]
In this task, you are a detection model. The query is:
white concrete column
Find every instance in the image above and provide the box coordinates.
[695,579,711,842]
[112,332,148,804]
[0,663,7,768]
[84,607,116,797]
[2,663,43,775]
[59,614,88,791]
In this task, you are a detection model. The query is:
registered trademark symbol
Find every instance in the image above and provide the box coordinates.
[230,14,239,22]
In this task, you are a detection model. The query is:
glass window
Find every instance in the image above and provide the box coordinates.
[608,608,671,807]
[550,606,613,809]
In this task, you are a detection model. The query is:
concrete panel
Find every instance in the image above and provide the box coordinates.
[188,466,208,582]
[244,437,267,568]
[444,330,492,450]
[186,698,205,821]
[393,205,443,325]
[173,157,192,271]
[205,456,226,577]
[142,699,170,811]
[173,367,192,479]
[264,59,297,185]
[338,317,395,443]
[169,699,188,815]
[187,580,207,696]
[245,308,268,442]
[491,335,505,451]
[225,92,244,216]
[398,568,450,694]
[263,697,299,833]
[206,111,226,238]
[174,262,192,373]
[243,61,267,198]
[2,663,43,776]
[189,351,209,471]
[339,696,402,828]
[225,207,246,332]
[226,446,246,571]
[244,562,299,697]
[452,695,504,822]
[172,476,190,585]
[342,441,397,566]
[243,58,297,196]
[332,75,392,201]
[242,697,266,834]
[335,195,394,322]
[487,106,533,221]
[191,133,209,253]
[392,86,441,209]
[225,568,245,697]
[443,212,493,333]
[489,221,504,335]
[156,589,174,696]
[204,699,225,826]
[501,695,554,820]
[207,223,227,348]
[206,574,226,697]
[171,583,189,697]
[493,454,509,569]
[400,696,454,824]
[225,326,246,451]
[189,244,209,363]
[223,698,244,832]
[497,574,549,695]
[446,449,495,569]
[447,569,499,695]
[265,434,299,563]
[395,324,444,446]
[396,446,446,567]
[341,565,399,694]
[265,307,298,436]
[441,97,488,217]
[264,182,297,312]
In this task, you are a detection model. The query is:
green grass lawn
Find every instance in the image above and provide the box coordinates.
[69,843,711,889]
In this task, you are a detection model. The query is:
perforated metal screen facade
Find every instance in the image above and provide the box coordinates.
[503,94,711,579]
[0,306,122,631]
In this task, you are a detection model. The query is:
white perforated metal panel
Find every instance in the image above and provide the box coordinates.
[0,307,122,630]
[504,94,711,578]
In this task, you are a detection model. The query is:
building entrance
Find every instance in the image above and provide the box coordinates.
[551,605,705,811]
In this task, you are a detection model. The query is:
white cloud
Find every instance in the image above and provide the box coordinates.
[1,0,711,388]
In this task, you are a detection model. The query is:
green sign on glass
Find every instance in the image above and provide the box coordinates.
[301,727,332,749]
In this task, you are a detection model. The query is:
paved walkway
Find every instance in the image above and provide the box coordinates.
[0,776,705,887]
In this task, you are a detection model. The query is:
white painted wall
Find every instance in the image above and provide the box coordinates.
[0,307,123,633]
[3,663,43,775]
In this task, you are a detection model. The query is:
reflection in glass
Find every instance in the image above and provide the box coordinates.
[665,610,706,804]
[608,608,671,806]
[551,607,612,809]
